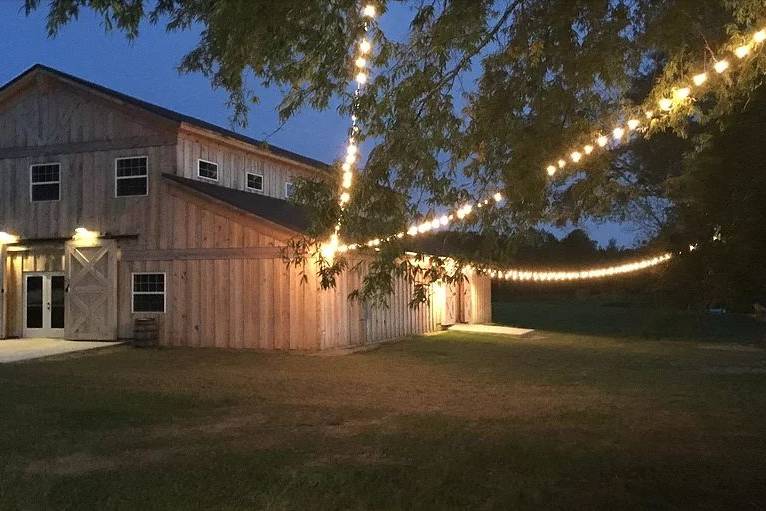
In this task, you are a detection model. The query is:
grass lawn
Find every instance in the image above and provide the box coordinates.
[2,305,766,510]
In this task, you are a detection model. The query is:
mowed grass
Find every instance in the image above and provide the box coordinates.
[1,308,765,510]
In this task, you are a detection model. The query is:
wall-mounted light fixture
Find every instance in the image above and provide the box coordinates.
[73,227,100,245]
[0,231,19,245]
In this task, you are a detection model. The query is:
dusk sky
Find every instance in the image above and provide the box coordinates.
[0,2,644,247]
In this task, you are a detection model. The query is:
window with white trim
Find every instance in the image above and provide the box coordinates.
[30,163,60,202]
[115,156,148,197]
[132,273,166,313]
[284,181,294,198]
[246,172,264,192]
[198,159,218,181]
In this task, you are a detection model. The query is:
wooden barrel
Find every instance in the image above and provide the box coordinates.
[133,318,158,347]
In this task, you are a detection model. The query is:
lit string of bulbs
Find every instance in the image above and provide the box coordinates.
[484,253,674,283]
[544,27,766,178]
[323,12,760,282]
[324,3,377,257]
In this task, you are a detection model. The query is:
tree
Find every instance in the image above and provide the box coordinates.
[24,0,766,303]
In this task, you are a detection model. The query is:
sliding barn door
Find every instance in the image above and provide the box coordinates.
[65,240,118,340]
[442,281,458,326]
[459,278,473,324]
[0,245,6,339]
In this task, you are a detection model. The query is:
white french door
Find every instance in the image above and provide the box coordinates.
[23,273,66,338]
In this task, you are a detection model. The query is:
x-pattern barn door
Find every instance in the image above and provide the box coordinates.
[65,240,118,340]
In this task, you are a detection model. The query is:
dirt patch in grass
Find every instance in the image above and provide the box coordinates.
[25,448,172,476]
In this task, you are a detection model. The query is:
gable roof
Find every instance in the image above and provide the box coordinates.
[0,64,331,171]
[163,174,310,233]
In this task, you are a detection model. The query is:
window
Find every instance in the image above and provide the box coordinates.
[198,159,218,181]
[284,181,294,198]
[30,163,60,202]
[246,172,264,192]
[132,273,166,313]
[115,156,149,197]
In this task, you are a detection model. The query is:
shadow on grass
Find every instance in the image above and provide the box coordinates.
[493,300,766,343]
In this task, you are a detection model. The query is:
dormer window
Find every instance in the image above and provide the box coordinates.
[198,159,218,181]
[246,172,264,192]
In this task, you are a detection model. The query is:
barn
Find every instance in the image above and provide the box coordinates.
[0,64,491,351]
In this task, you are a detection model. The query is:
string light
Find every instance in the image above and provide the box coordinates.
[674,87,691,100]
[323,15,762,286]
[493,253,673,283]
[693,72,708,86]
[540,24,766,178]
[735,45,750,59]
[714,59,730,73]
[322,2,379,257]
[362,4,376,17]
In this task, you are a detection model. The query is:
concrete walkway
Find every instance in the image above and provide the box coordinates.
[0,338,123,363]
[448,324,534,336]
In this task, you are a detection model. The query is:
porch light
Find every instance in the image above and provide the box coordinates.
[73,227,99,243]
[0,231,19,245]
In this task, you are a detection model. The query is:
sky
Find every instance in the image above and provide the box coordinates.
[0,2,644,247]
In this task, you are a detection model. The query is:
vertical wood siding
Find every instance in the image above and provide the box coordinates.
[0,70,492,349]
[176,132,323,200]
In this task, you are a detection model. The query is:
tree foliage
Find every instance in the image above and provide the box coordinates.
[25,0,766,306]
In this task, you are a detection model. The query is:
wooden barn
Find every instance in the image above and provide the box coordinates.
[0,65,491,350]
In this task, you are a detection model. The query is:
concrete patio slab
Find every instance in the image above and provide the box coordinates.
[448,324,534,336]
[0,338,123,363]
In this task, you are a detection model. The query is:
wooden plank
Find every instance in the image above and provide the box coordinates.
[121,247,283,262]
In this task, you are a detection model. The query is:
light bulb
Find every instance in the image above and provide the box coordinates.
[735,45,750,58]
[359,39,372,54]
[754,30,766,43]
[356,72,368,84]
[546,165,557,176]
[659,98,673,111]
[362,4,376,17]
[645,110,654,119]
[627,119,640,130]
[583,145,594,155]
[340,192,350,203]
[493,192,503,202]
[674,87,691,100]
[597,135,608,147]
[613,127,625,140]
[571,151,582,163]
[558,159,566,168]
[692,72,708,86]
[714,60,729,73]
[355,57,367,68]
